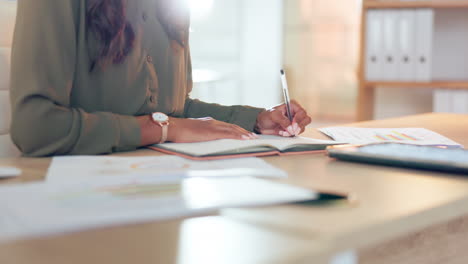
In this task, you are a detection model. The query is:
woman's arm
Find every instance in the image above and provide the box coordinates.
[181,50,311,135]
[10,0,144,156]
[183,98,265,132]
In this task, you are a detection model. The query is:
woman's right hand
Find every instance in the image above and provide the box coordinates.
[167,117,258,143]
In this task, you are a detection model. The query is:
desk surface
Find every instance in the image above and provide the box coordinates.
[1,113,468,264]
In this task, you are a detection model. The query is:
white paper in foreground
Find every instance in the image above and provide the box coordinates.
[0,176,316,242]
[46,156,287,182]
[319,127,462,147]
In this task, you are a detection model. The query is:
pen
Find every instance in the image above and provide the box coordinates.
[280,69,293,122]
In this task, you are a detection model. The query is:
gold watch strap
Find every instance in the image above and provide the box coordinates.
[160,124,168,144]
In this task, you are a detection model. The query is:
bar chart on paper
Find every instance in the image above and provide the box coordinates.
[373,131,419,142]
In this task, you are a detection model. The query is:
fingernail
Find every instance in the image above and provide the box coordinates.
[241,135,250,140]
[294,127,300,136]
[251,133,259,139]
[293,123,299,130]
[287,126,294,135]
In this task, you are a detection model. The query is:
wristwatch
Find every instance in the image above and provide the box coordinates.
[151,112,170,143]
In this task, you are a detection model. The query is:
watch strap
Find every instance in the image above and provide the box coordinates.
[150,112,170,144]
[160,124,168,144]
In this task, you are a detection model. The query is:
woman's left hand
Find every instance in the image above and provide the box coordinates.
[255,100,312,137]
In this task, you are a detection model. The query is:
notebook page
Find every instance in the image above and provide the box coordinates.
[259,136,341,150]
[155,135,339,156]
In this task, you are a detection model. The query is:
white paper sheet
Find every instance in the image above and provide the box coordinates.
[319,127,462,147]
[0,176,316,242]
[46,156,287,182]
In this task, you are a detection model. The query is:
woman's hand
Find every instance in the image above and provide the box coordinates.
[168,117,258,143]
[255,100,312,137]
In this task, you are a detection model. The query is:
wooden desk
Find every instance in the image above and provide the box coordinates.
[1,113,468,264]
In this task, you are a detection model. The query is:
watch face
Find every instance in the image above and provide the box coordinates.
[152,112,168,122]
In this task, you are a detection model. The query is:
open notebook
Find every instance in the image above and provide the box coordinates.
[149,135,342,160]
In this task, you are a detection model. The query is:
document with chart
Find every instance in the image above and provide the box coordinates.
[0,176,316,242]
[319,127,462,147]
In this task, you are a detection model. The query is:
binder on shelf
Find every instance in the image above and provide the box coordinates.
[365,10,384,81]
[433,89,452,113]
[382,9,399,81]
[397,9,416,81]
[415,9,434,82]
[452,90,468,114]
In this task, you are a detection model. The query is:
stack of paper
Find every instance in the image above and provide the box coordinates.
[0,156,319,242]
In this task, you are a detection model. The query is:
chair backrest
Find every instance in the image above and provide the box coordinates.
[0,0,19,157]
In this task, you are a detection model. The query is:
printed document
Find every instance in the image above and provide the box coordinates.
[319,127,462,147]
[46,156,287,182]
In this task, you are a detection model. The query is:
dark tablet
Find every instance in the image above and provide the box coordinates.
[327,143,468,174]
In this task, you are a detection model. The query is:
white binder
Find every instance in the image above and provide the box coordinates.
[452,90,468,114]
[415,9,434,82]
[433,89,452,113]
[365,10,384,81]
[397,9,416,81]
[382,10,398,81]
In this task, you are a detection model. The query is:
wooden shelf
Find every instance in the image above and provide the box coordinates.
[364,1,468,9]
[364,81,468,89]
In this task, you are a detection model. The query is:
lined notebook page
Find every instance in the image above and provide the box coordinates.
[155,135,339,156]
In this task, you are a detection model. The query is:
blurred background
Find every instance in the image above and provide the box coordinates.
[189,0,361,126]
[1,0,445,127]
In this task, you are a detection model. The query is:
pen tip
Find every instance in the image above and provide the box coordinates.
[280,69,284,75]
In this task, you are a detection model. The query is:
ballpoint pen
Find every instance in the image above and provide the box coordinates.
[280,69,293,122]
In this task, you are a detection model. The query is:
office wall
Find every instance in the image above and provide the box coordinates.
[0,0,19,157]
[0,0,16,47]
[189,0,283,108]
[283,0,360,120]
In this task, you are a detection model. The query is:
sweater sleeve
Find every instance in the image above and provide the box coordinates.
[183,98,264,132]
[9,0,141,156]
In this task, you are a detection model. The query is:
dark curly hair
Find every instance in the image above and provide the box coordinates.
[86,0,135,72]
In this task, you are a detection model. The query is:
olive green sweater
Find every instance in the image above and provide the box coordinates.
[10,0,263,156]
